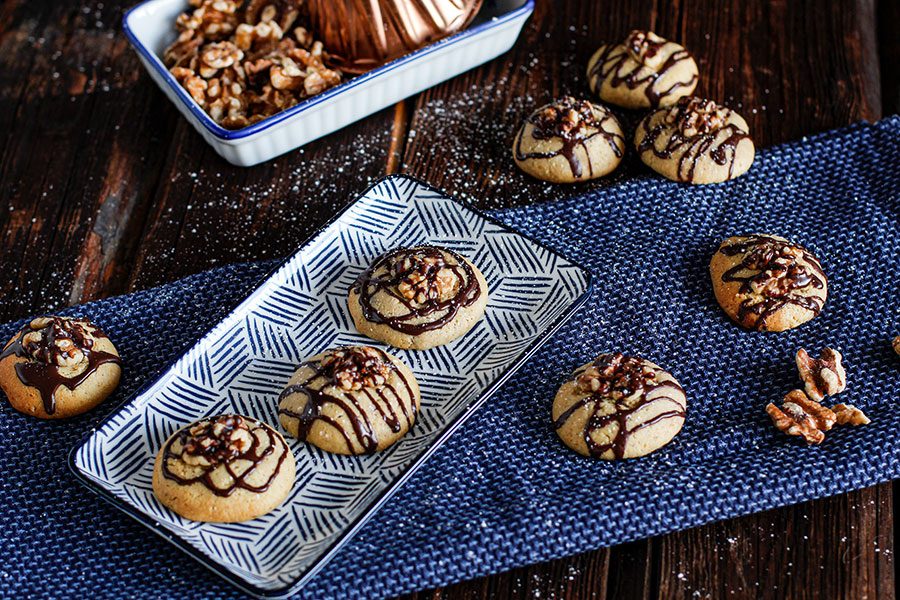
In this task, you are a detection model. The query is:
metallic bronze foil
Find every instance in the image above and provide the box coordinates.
[305,0,484,74]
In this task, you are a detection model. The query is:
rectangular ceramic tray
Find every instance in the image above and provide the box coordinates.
[69,175,592,598]
[123,0,535,166]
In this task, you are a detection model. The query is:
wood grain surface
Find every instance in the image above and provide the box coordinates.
[0,0,896,597]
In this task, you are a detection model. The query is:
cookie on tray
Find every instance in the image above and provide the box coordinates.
[279,346,421,455]
[635,97,755,184]
[553,352,687,460]
[0,316,121,419]
[348,245,488,350]
[513,96,625,183]
[710,234,827,332]
[152,414,295,523]
[587,30,699,109]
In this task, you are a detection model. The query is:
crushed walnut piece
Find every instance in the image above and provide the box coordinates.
[182,415,253,467]
[530,97,601,141]
[575,353,657,402]
[795,347,846,402]
[393,251,460,305]
[163,0,342,129]
[21,316,95,368]
[893,336,900,356]
[832,403,870,426]
[766,389,835,445]
[321,347,391,391]
[177,0,240,41]
[625,30,666,69]
[666,97,730,137]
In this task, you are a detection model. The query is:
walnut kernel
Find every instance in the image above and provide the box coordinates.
[766,389,836,445]
[795,347,846,402]
[832,403,870,426]
[321,347,390,391]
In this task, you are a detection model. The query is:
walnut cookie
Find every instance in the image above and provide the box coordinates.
[709,234,827,332]
[0,316,121,419]
[635,97,755,184]
[348,246,488,350]
[279,346,421,455]
[513,97,625,183]
[152,414,295,522]
[553,353,687,460]
[587,30,699,109]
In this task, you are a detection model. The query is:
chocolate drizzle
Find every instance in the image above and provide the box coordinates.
[637,97,751,183]
[278,346,417,454]
[554,353,686,459]
[353,245,482,335]
[718,234,827,330]
[0,316,121,415]
[514,97,624,179]
[589,30,698,108]
[161,415,289,497]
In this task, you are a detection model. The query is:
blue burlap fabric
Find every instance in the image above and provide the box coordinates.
[1,117,898,598]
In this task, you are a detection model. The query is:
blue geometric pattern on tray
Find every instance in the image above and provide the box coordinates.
[70,175,591,595]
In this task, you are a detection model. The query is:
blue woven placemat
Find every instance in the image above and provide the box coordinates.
[1,117,898,599]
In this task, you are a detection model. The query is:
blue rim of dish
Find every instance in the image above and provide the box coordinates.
[122,0,536,142]
[67,173,594,599]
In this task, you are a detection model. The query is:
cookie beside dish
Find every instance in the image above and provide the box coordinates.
[587,30,699,109]
[710,234,828,332]
[0,316,121,419]
[513,97,625,184]
[553,352,687,460]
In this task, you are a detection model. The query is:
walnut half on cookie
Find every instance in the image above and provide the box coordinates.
[0,316,121,418]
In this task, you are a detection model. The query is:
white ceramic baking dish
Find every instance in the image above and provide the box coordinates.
[123,0,534,166]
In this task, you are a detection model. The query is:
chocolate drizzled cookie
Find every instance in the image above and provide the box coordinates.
[587,30,699,109]
[553,353,687,460]
[278,346,421,455]
[635,97,755,184]
[153,414,295,522]
[348,246,488,349]
[513,97,625,183]
[710,234,828,332]
[0,316,121,418]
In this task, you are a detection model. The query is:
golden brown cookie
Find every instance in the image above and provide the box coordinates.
[587,30,699,109]
[0,316,121,419]
[553,353,687,460]
[152,414,295,523]
[709,234,828,332]
[635,97,755,184]
[513,97,625,183]
[279,346,421,455]
[348,246,488,350]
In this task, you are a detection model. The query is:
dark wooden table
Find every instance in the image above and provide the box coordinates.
[1,0,897,598]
